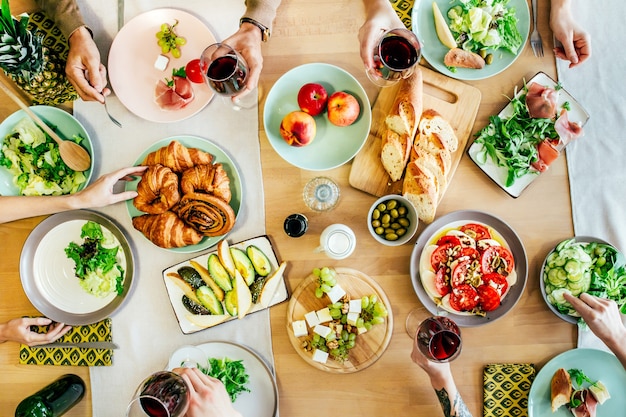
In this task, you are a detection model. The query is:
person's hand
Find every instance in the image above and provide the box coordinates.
[72,166,148,209]
[66,26,110,102]
[0,317,71,346]
[173,367,242,417]
[550,1,591,67]
[564,293,626,346]
[410,338,453,385]
[222,23,264,103]
[358,0,405,70]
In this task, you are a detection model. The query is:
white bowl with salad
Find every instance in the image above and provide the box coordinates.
[541,236,626,324]
[0,105,93,196]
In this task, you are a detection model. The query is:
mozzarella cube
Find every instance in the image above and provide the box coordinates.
[349,299,362,313]
[313,324,332,339]
[316,307,333,323]
[304,311,320,327]
[347,312,360,326]
[327,284,346,304]
[154,54,169,71]
[312,348,329,363]
[291,320,308,337]
[357,326,368,335]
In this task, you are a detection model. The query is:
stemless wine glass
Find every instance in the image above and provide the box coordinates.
[200,43,258,110]
[414,315,462,363]
[126,371,189,417]
[303,177,340,212]
[367,28,421,87]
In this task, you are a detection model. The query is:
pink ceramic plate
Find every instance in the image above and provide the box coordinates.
[108,9,215,123]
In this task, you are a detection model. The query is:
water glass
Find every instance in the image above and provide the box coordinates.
[303,177,340,212]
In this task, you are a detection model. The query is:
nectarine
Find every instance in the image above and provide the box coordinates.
[279,111,317,147]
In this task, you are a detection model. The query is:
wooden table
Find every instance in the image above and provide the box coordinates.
[0,0,575,415]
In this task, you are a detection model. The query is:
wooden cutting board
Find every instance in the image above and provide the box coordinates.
[349,65,481,197]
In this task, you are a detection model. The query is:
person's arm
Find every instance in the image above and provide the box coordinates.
[0,166,146,224]
[358,0,405,70]
[173,367,242,417]
[564,292,626,368]
[411,342,473,417]
[550,0,591,67]
[0,317,71,346]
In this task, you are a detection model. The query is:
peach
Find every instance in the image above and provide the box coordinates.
[279,111,317,147]
[327,91,360,127]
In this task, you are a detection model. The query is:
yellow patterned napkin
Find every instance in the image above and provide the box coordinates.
[390,0,415,30]
[19,318,113,366]
[483,363,536,417]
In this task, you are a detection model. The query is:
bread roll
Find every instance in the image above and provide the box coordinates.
[380,69,423,182]
[402,161,437,224]
[444,48,485,70]
[419,109,459,152]
[550,368,572,412]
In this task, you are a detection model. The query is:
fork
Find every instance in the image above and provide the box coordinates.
[530,0,544,57]
[102,95,122,128]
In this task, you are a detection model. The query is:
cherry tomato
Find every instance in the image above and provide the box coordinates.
[430,242,455,270]
[482,272,508,296]
[451,260,471,288]
[460,223,491,240]
[449,284,478,312]
[436,235,461,247]
[480,246,515,276]
[185,59,204,83]
[435,267,450,296]
[477,284,500,311]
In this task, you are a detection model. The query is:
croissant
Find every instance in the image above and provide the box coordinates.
[175,192,235,237]
[133,164,180,214]
[180,163,232,203]
[132,211,203,248]
[142,140,213,173]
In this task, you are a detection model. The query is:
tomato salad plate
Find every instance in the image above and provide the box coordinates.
[108,9,216,123]
[410,210,527,326]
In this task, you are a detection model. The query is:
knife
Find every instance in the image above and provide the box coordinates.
[35,341,119,349]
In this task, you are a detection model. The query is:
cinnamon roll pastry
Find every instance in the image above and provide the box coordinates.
[175,192,235,237]
[133,164,180,214]
[180,163,231,203]
[142,140,213,173]
[132,211,203,248]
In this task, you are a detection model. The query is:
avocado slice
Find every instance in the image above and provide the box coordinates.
[246,245,272,277]
[196,285,224,315]
[207,253,233,292]
[231,247,255,286]
[224,290,238,317]
[177,266,204,289]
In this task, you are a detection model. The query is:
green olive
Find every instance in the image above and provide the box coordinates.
[485,53,493,65]
[371,220,381,228]
[398,218,410,227]
[398,206,407,216]
[479,49,487,59]
[377,203,387,212]
[381,214,391,225]
[385,233,399,241]
[372,209,380,220]
[391,222,401,230]
[384,228,395,235]
[375,227,384,235]
[396,228,406,236]
[390,208,399,218]
[386,199,397,210]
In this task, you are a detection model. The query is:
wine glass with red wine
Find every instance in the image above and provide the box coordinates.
[126,371,189,417]
[367,28,421,87]
[201,43,257,110]
[414,316,462,362]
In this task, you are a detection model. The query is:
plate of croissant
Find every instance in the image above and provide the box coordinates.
[126,137,242,252]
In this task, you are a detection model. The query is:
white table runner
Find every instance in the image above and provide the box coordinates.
[72,2,273,416]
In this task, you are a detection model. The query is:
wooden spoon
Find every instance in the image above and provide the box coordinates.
[0,81,92,172]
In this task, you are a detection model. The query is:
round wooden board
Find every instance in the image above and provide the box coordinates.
[286,267,393,373]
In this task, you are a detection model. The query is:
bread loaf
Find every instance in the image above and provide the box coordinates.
[550,368,572,412]
[380,68,423,182]
[443,48,485,69]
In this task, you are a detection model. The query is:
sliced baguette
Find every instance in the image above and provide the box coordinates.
[550,368,572,412]
[414,132,452,174]
[419,109,459,152]
[402,161,437,224]
[411,146,447,200]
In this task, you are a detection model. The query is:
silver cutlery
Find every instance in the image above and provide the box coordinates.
[35,341,119,349]
[103,95,122,128]
[530,0,544,57]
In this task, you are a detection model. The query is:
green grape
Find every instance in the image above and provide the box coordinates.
[356,318,364,328]
[312,268,321,277]
[326,277,337,286]
[348,333,356,341]
[371,316,385,325]
[369,294,378,304]
[320,284,331,293]
[341,330,349,341]
[175,37,187,45]
[161,45,170,54]
[171,47,181,58]
[361,296,369,309]
[314,287,323,298]
[156,31,164,39]
[346,340,356,349]
[325,332,336,342]
[364,322,373,331]
[329,308,342,319]
[160,23,169,31]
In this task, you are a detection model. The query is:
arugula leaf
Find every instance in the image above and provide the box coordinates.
[200,357,250,402]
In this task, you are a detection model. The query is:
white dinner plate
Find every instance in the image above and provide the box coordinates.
[108,8,215,123]
[20,210,135,325]
[263,63,372,171]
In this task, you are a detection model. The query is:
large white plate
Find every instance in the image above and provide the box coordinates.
[410,210,528,326]
[125,136,242,253]
[20,210,135,325]
[412,0,530,80]
[467,72,590,198]
[263,63,372,171]
[108,8,215,123]
[528,348,626,416]
[0,106,93,196]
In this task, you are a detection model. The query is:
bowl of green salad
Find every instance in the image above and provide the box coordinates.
[541,236,626,324]
[0,105,93,196]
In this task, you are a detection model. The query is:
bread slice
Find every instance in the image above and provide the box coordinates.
[381,130,411,182]
[414,132,452,172]
[550,368,572,412]
[419,109,459,152]
[444,48,485,69]
[411,146,447,200]
[402,161,437,224]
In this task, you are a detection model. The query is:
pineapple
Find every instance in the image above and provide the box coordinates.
[0,0,77,105]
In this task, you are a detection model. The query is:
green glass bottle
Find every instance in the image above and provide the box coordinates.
[15,374,85,417]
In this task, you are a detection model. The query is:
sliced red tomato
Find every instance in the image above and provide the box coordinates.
[450,260,471,288]
[449,284,479,312]
[460,223,491,240]
[434,267,450,296]
[458,246,479,261]
[477,284,501,311]
[480,246,515,276]
[185,59,204,83]
[436,235,461,247]
[482,272,509,296]
[431,243,455,270]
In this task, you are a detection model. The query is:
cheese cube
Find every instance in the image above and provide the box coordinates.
[304,311,320,327]
[316,307,333,323]
[327,284,346,304]
[357,326,368,335]
[347,312,360,326]
[313,324,332,338]
[154,54,169,71]
[349,299,362,313]
[291,320,308,337]
[312,348,329,363]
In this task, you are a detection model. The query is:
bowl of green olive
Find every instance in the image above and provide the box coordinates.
[367,195,418,246]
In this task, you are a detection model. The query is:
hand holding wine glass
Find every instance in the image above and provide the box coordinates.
[366,28,421,87]
[410,314,462,363]
[126,371,189,417]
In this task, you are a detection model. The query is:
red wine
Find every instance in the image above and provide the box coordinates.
[141,397,169,417]
[429,331,461,360]
[380,36,418,70]
[138,371,188,417]
[206,55,247,95]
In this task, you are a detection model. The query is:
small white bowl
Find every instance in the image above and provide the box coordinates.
[166,345,207,371]
[367,195,418,246]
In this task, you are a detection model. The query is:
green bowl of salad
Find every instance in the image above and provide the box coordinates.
[541,236,626,324]
[0,105,93,196]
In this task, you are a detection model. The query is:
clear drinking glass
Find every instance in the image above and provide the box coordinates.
[126,371,189,417]
[201,43,257,110]
[303,177,340,212]
[414,315,462,363]
[367,28,421,87]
